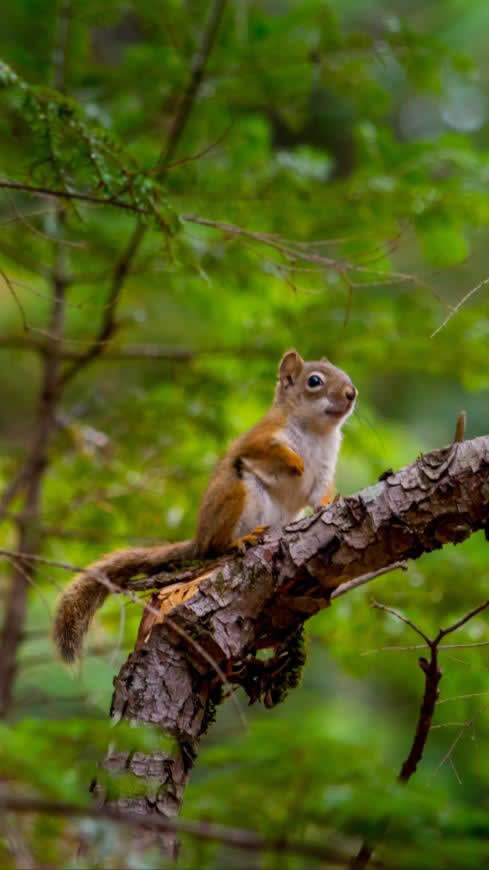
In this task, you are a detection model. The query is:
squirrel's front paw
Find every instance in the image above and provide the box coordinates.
[230,525,269,554]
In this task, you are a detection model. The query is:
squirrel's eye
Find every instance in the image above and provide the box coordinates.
[307,374,323,389]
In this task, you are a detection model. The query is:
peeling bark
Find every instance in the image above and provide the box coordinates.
[105,435,489,844]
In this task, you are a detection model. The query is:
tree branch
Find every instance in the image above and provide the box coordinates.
[57,0,228,392]
[0,333,195,361]
[99,435,489,845]
[350,593,489,868]
[0,796,359,866]
[0,215,70,715]
[0,179,143,212]
[59,222,145,385]
[155,0,228,170]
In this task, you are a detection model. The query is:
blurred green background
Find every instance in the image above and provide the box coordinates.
[1,0,489,867]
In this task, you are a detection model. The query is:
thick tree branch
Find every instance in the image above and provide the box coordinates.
[102,435,489,844]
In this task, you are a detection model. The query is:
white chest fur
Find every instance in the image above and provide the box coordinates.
[284,421,341,509]
[233,422,342,538]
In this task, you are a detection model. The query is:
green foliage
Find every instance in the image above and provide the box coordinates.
[0,57,177,231]
[1,0,489,867]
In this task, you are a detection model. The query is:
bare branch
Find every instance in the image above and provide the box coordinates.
[331,562,407,600]
[398,654,442,782]
[0,464,32,523]
[59,222,145,385]
[431,705,489,779]
[181,214,443,300]
[0,199,70,714]
[58,0,229,390]
[370,600,431,645]
[352,634,443,868]
[437,691,489,705]
[436,599,489,641]
[0,333,195,361]
[5,190,83,247]
[155,0,229,170]
[352,565,489,867]
[0,238,53,278]
[362,641,489,655]
[0,179,144,212]
[0,268,28,331]
[157,123,233,172]
[0,796,355,865]
[431,275,489,337]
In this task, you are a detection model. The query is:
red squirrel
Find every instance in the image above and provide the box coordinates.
[53,350,356,662]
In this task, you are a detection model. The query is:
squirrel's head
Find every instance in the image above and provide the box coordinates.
[275,349,357,433]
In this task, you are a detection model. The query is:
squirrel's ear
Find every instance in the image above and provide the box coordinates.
[279,350,304,386]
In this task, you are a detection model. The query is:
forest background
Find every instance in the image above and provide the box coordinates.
[1,0,489,867]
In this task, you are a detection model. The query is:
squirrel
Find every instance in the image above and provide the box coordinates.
[53,349,356,663]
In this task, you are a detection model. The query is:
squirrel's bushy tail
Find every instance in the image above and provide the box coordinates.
[53,540,195,663]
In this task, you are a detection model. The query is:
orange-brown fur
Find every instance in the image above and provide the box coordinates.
[194,465,246,555]
[53,540,195,663]
[237,411,305,477]
[53,349,356,663]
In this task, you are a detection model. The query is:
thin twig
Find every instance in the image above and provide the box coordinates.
[370,600,431,644]
[156,123,233,173]
[1,553,57,615]
[436,599,489,641]
[5,190,83,247]
[181,214,445,303]
[331,562,407,600]
[437,690,489,705]
[431,276,489,337]
[0,239,53,278]
[431,706,489,779]
[0,796,354,866]
[361,640,489,656]
[0,268,28,331]
[0,465,32,524]
[0,179,143,212]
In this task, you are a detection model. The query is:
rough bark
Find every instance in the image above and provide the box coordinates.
[104,435,489,840]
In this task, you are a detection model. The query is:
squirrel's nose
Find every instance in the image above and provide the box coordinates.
[344,384,356,402]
